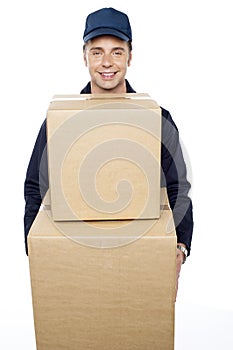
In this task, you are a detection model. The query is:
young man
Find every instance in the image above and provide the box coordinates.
[24,7,193,292]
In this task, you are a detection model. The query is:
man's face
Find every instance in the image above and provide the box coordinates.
[84,35,132,93]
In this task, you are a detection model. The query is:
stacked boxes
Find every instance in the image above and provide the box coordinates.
[28,94,177,349]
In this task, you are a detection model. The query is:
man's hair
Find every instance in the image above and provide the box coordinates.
[83,40,133,53]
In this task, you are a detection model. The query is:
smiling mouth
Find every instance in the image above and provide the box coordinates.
[99,72,117,79]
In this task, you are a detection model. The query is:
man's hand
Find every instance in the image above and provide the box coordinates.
[175,243,186,301]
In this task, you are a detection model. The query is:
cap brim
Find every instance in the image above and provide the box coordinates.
[83,28,130,42]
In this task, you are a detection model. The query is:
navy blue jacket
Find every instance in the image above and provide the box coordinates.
[24,80,193,255]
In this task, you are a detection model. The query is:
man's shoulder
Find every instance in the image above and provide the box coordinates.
[160,106,178,131]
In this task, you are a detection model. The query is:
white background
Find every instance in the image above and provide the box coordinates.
[1,0,233,349]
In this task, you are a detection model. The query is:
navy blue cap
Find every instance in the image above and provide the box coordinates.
[83,7,132,42]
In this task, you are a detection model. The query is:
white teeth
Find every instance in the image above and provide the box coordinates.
[102,73,114,77]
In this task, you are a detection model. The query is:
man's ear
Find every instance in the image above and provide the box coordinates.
[128,52,132,67]
[83,51,88,67]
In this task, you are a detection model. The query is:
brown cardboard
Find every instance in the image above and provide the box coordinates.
[28,188,176,350]
[46,93,161,221]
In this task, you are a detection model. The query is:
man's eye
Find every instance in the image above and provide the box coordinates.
[113,51,122,56]
[92,51,102,56]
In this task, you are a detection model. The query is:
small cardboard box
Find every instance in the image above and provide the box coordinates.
[46,93,161,221]
[28,188,176,350]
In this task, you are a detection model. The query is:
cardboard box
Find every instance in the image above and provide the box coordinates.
[28,188,176,350]
[46,93,161,221]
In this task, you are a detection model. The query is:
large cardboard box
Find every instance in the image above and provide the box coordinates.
[46,93,161,221]
[28,188,176,350]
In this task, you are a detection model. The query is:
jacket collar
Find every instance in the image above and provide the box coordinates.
[80,80,136,94]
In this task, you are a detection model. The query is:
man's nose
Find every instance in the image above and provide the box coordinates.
[101,53,113,67]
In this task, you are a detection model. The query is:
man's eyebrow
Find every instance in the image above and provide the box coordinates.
[111,47,126,51]
[89,47,103,51]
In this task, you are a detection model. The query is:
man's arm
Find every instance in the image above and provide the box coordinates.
[161,107,193,255]
[24,119,48,254]
[161,108,193,299]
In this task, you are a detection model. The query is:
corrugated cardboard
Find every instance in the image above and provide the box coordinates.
[28,188,176,350]
[46,93,161,221]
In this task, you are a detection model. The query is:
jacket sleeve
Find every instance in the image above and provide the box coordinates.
[161,108,193,255]
[24,119,49,254]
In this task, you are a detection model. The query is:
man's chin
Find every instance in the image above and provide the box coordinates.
[93,81,126,94]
